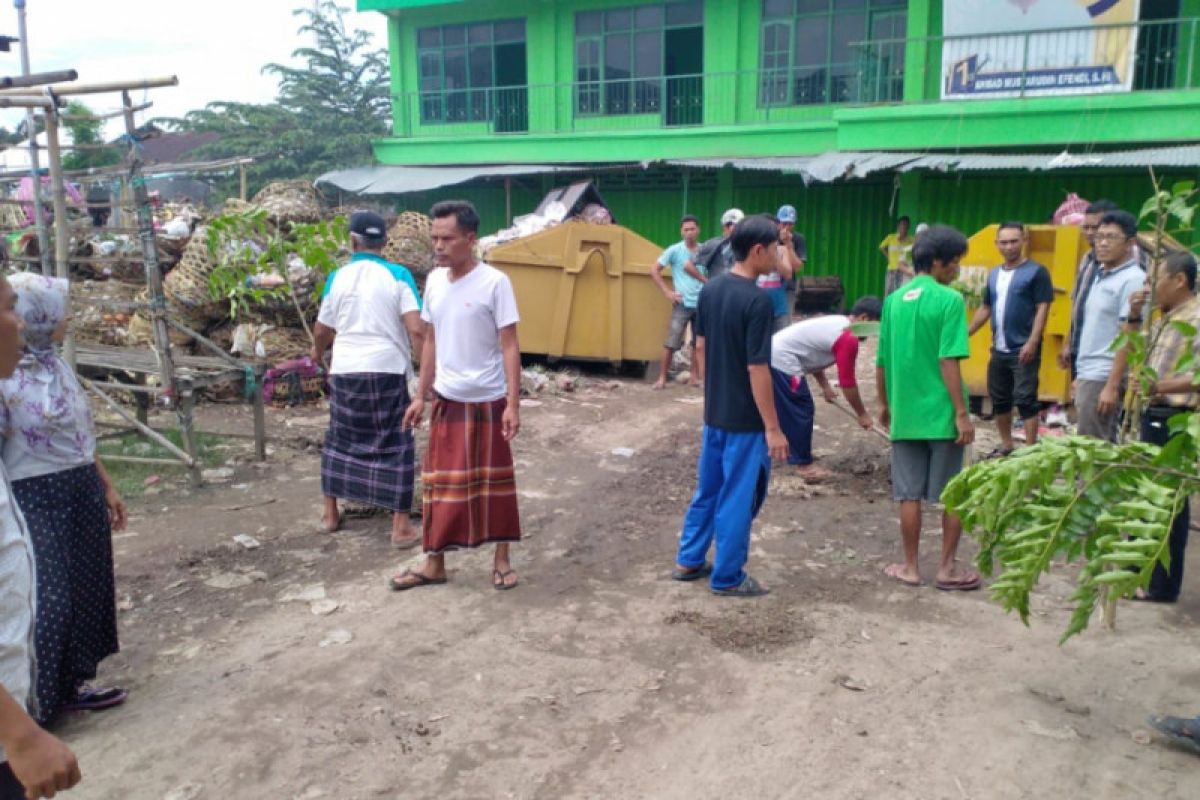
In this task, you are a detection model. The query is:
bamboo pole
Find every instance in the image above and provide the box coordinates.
[15,2,51,275]
[41,102,74,365]
[239,162,247,201]
[3,69,77,89]
[121,90,177,400]
[5,76,179,97]
[79,376,195,467]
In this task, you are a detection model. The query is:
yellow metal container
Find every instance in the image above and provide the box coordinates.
[486,222,671,364]
[959,224,1089,405]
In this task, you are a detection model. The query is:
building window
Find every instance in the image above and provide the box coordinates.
[418,20,527,125]
[759,0,907,107]
[575,1,704,119]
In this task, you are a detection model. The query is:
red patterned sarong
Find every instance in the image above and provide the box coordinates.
[422,396,521,553]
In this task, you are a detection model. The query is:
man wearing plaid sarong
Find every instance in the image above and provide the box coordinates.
[313,211,424,548]
[396,200,524,592]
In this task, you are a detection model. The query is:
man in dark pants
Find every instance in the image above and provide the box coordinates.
[968,221,1054,456]
[1129,250,1199,603]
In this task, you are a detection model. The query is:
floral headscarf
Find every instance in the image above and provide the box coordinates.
[0,273,95,480]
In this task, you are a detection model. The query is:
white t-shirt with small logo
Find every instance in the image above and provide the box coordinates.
[422,263,521,403]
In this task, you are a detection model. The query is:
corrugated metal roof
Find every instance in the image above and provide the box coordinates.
[668,144,1200,183]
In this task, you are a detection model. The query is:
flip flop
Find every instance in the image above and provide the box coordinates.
[711,574,770,597]
[492,569,519,591]
[63,685,127,712]
[983,447,1015,461]
[883,563,923,587]
[1148,715,1200,755]
[391,535,421,550]
[935,572,983,592]
[671,562,712,582]
[388,570,447,592]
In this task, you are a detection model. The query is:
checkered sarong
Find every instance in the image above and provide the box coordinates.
[321,373,415,513]
[422,395,521,554]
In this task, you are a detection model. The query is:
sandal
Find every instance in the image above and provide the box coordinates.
[388,570,447,592]
[391,535,421,550]
[1148,714,1200,755]
[492,569,519,591]
[710,574,770,597]
[671,562,713,582]
[983,447,1014,460]
[935,571,983,592]
[63,685,127,712]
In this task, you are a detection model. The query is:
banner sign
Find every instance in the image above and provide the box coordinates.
[942,0,1143,99]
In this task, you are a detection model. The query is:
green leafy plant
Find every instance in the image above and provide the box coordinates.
[943,172,1200,643]
[205,208,348,342]
[943,433,1198,643]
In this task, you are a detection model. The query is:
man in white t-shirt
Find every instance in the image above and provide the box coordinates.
[313,211,424,547]
[396,200,524,591]
[771,297,881,482]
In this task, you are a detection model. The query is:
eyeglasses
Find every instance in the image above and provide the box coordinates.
[1094,233,1130,243]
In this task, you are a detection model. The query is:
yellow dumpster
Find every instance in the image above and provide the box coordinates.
[486,222,671,365]
[959,224,1089,406]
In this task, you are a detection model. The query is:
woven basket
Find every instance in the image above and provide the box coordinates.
[381,211,435,279]
[252,180,322,225]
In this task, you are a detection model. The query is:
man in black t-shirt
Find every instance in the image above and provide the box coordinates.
[672,215,790,598]
[690,208,745,282]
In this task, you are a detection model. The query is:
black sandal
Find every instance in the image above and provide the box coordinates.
[710,575,770,597]
[388,570,447,591]
[671,562,713,582]
[492,569,519,591]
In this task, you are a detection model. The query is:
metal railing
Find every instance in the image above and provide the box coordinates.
[856,16,1200,101]
[391,17,1200,136]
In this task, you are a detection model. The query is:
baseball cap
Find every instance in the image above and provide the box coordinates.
[776,204,797,224]
[349,210,387,241]
[721,208,745,226]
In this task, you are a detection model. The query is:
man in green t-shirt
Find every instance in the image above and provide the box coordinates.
[876,225,981,591]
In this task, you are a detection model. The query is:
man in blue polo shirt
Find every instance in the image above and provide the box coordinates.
[1075,210,1146,442]
[968,221,1054,455]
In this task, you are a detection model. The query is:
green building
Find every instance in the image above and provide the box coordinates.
[344,0,1200,302]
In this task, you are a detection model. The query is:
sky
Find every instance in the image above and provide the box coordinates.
[0,0,388,135]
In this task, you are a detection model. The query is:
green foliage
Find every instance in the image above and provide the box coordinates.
[160,2,388,197]
[943,436,1197,643]
[205,208,347,326]
[945,172,1200,643]
[61,101,121,171]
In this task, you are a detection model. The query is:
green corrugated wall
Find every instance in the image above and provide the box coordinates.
[916,170,1200,241]
[383,166,1197,312]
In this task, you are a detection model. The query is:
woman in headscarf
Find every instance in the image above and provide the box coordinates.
[0,273,127,725]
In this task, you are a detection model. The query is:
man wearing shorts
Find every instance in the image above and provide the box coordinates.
[968,221,1054,456]
[876,225,981,591]
[651,216,703,389]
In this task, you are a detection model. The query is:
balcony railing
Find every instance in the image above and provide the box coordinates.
[390,17,1200,138]
[858,16,1200,101]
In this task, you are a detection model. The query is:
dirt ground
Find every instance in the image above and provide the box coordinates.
[56,357,1200,800]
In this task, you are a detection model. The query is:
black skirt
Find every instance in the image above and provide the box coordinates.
[13,463,119,724]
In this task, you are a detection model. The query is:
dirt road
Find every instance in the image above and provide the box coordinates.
[59,373,1199,799]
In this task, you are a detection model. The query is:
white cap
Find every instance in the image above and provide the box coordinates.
[721,208,745,226]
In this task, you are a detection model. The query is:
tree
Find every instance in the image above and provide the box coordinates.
[61,101,121,171]
[163,2,389,196]
[943,176,1199,644]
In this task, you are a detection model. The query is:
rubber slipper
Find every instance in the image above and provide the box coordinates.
[388,570,447,591]
[935,573,983,592]
[983,447,1014,461]
[711,574,770,597]
[63,686,127,712]
[391,535,421,550]
[1148,715,1200,755]
[492,569,519,591]
[883,563,923,587]
[671,562,712,582]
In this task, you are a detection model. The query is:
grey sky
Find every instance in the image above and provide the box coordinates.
[0,0,387,134]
